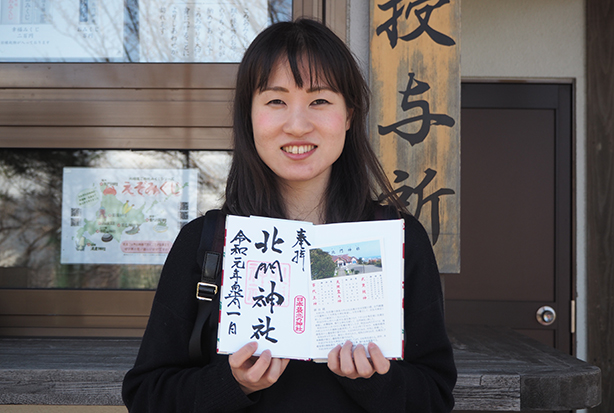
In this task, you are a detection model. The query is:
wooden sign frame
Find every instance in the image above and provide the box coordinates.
[370,0,460,273]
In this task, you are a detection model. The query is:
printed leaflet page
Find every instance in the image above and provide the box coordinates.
[308,219,404,360]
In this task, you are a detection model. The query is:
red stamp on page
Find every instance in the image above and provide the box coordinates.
[293,295,306,334]
[245,260,291,307]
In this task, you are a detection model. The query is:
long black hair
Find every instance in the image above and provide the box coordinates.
[223,18,403,222]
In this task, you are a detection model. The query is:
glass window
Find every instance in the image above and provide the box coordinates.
[0,149,231,289]
[0,0,292,62]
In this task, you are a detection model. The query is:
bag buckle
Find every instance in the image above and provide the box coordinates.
[196,282,218,301]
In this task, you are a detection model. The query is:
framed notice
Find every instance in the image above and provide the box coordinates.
[60,168,198,265]
[138,0,268,62]
[0,0,124,60]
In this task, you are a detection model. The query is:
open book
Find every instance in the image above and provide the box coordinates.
[217,215,405,361]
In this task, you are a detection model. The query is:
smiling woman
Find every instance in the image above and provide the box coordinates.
[122,18,456,413]
[226,18,402,225]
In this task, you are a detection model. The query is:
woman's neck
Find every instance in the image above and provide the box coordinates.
[280,181,327,225]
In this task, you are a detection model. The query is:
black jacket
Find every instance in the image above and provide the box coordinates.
[122,210,456,412]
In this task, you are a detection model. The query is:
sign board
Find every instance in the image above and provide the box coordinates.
[370,0,461,273]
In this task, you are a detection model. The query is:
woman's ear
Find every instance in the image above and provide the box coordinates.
[346,108,354,131]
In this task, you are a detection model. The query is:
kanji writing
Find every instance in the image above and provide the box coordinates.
[376,0,456,49]
[379,169,454,245]
[251,316,278,343]
[255,260,284,282]
[293,295,306,334]
[230,230,252,245]
[378,72,455,146]
[224,228,252,333]
[291,228,310,270]
[255,226,284,253]
[224,267,244,309]
[252,281,285,314]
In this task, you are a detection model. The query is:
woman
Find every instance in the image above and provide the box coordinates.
[123,18,456,412]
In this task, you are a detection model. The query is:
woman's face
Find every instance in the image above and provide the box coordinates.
[251,60,351,191]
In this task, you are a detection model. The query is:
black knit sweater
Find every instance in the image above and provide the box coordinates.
[122,211,456,412]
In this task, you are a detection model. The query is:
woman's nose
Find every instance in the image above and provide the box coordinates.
[282,106,314,136]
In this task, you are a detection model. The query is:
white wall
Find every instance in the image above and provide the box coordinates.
[347,0,370,79]
[348,0,588,361]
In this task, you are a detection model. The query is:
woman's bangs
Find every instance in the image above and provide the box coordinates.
[291,49,342,93]
[254,48,342,94]
[253,50,284,92]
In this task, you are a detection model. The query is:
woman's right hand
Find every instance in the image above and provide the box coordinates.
[228,341,290,395]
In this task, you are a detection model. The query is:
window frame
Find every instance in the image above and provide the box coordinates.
[0,0,347,337]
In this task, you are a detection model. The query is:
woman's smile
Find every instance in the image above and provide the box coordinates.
[281,144,316,155]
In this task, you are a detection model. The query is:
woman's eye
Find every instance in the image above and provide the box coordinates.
[267,99,284,105]
[312,99,330,105]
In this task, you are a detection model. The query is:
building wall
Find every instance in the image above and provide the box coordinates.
[348,0,588,359]
[0,3,586,411]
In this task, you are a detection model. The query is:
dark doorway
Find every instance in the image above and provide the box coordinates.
[445,83,573,356]
[445,83,573,413]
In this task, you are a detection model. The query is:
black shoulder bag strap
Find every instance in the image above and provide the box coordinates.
[188,209,225,364]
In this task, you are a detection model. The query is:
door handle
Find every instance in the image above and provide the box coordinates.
[536,306,556,326]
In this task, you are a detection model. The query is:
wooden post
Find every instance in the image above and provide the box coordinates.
[587,0,614,411]
[369,0,461,273]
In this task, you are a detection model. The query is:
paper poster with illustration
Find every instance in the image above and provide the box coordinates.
[60,167,197,265]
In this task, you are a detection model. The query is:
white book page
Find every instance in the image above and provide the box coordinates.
[308,219,404,360]
[217,215,313,358]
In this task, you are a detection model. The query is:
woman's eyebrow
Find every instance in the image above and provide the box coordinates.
[306,86,333,93]
[259,85,333,93]
[261,86,289,93]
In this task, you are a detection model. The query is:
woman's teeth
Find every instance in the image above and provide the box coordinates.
[283,145,315,154]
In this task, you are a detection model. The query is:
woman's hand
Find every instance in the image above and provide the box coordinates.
[327,341,390,379]
[228,341,290,395]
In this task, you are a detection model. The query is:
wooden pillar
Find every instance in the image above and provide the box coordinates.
[587,0,614,411]
[369,1,461,273]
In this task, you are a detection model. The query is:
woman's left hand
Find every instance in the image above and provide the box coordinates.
[327,341,390,379]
